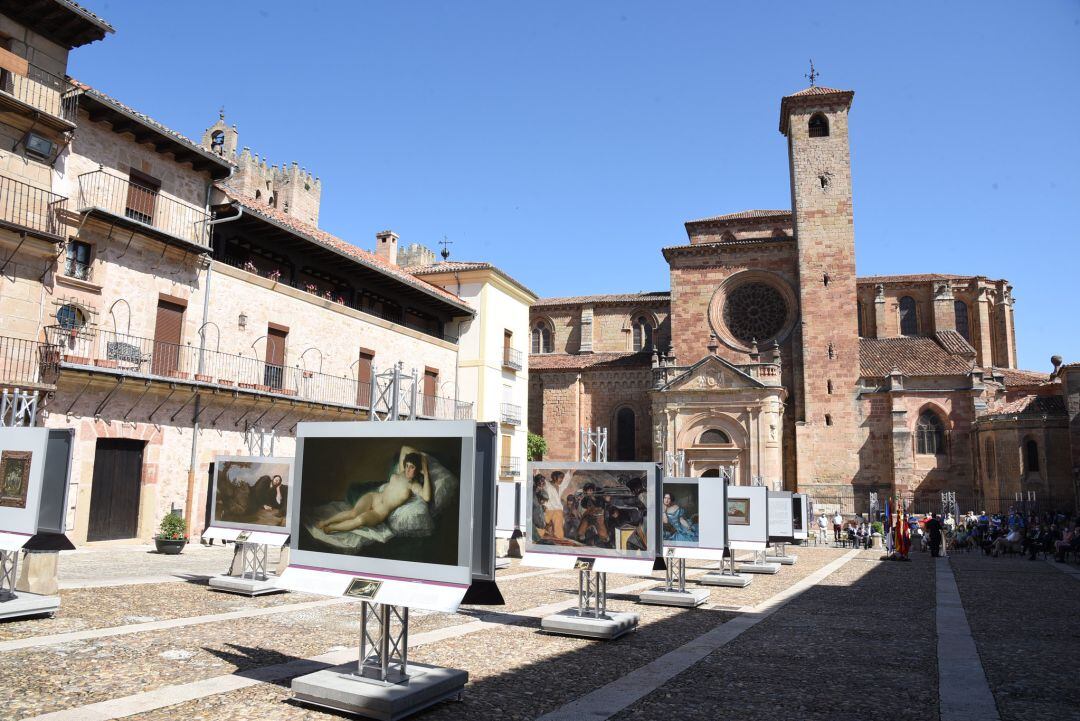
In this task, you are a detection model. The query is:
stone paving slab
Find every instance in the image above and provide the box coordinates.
[950,554,1080,721]
[58,544,241,588]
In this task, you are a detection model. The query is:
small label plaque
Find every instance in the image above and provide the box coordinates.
[573,557,595,571]
[344,577,383,600]
[234,531,251,543]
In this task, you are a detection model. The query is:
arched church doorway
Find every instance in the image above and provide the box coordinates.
[700,468,720,477]
[614,407,636,460]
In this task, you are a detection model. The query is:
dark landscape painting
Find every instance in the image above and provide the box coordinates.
[213,459,292,528]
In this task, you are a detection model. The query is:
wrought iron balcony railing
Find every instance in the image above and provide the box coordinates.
[500,456,522,478]
[39,326,470,419]
[62,258,92,282]
[503,347,523,371]
[0,174,68,239]
[0,63,79,125]
[0,337,59,388]
[77,170,211,248]
[500,402,522,425]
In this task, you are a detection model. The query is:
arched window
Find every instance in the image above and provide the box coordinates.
[899,296,918,336]
[698,428,730,445]
[915,411,945,455]
[210,130,224,152]
[700,468,720,478]
[56,303,87,330]
[615,407,636,461]
[1024,439,1040,473]
[954,300,970,342]
[632,316,652,352]
[530,321,553,354]
[808,113,829,138]
[255,189,261,200]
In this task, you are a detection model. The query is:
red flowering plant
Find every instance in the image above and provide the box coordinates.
[156,512,188,540]
[267,269,282,283]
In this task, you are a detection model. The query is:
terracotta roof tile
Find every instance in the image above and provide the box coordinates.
[785,86,849,98]
[533,291,670,308]
[407,260,538,299]
[856,273,987,284]
[934,331,976,357]
[992,367,1052,388]
[779,86,855,134]
[983,395,1066,419]
[219,187,471,312]
[685,209,791,225]
[529,352,653,371]
[860,336,974,378]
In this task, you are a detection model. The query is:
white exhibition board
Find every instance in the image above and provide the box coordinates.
[0,530,31,552]
[277,565,468,613]
[726,485,769,551]
[201,526,289,547]
[495,480,520,539]
[520,551,654,574]
[767,491,794,540]
[792,494,809,540]
[661,477,727,561]
[0,427,50,536]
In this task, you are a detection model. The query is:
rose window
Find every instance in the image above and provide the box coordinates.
[722,282,788,344]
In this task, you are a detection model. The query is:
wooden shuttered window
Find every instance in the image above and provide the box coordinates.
[151,299,184,376]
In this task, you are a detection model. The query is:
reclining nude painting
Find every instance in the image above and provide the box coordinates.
[297,435,462,567]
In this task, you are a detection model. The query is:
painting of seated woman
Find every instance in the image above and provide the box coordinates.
[298,435,462,567]
[212,458,293,531]
[662,482,699,546]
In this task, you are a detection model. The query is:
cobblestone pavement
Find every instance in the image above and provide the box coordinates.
[950,552,1080,721]
[57,542,241,588]
[6,546,1071,721]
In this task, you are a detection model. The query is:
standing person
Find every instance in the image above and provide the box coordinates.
[817,512,828,544]
[542,471,567,540]
[925,513,943,558]
[832,510,843,542]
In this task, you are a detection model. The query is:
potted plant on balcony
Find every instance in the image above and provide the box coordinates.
[268,269,281,284]
[154,512,187,554]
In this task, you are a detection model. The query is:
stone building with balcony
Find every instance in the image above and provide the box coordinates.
[529,85,1076,513]
[0,1,541,544]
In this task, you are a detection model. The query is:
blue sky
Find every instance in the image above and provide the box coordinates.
[70,1,1079,370]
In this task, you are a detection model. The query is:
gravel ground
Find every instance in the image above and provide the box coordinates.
[613,551,937,721]
[57,543,241,586]
[949,553,1080,721]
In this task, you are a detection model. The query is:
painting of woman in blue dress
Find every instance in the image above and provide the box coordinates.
[662,485,699,544]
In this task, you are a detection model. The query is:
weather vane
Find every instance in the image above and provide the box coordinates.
[439,236,452,261]
[219,105,225,120]
[805,59,818,86]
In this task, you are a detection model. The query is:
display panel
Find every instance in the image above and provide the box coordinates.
[290,421,475,587]
[661,477,727,558]
[210,456,294,534]
[0,428,50,535]
[767,490,794,541]
[726,485,769,548]
[525,462,657,561]
[792,493,808,540]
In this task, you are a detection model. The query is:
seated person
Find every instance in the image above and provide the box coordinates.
[316,449,431,533]
[991,526,1023,557]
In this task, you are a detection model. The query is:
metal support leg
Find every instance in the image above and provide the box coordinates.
[577,570,609,619]
[240,543,268,581]
[664,557,686,593]
[719,550,737,577]
[356,602,410,683]
[0,549,19,602]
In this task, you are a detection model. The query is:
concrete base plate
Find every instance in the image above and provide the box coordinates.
[736,563,781,575]
[208,574,283,596]
[540,609,639,639]
[292,661,467,721]
[495,557,511,570]
[766,555,797,565]
[638,587,709,608]
[698,572,753,588]
[0,591,60,620]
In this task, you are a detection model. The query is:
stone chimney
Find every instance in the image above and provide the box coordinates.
[375,230,399,265]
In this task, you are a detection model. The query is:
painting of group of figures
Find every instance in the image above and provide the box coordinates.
[531,468,650,553]
[213,459,293,529]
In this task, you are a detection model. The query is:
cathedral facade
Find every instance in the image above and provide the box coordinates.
[528,85,1080,513]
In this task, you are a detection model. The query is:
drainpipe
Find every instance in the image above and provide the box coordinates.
[184,201,243,537]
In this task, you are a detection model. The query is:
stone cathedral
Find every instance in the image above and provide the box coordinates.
[528,85,1080,512]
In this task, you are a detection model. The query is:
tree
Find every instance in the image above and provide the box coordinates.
[527,432,548,461]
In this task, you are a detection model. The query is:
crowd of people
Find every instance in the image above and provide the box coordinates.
[943,510,1080,562]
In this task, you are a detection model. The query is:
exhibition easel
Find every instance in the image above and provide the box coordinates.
[698,549,752,588]
[766,541,798,565]
[0,534,60,620]
[0,545,19,602]
[736,549,781,574]
[640,553,709,607]
[205,528,289,596]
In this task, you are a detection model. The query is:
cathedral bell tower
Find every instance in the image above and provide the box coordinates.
[781,85,861,492]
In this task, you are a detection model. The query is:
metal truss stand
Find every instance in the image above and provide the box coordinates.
[209,542,282,596]
[639,555,708,608]
[292,602,467,720]
[698,550,753,588]
[767,541,798,565]
[541,569,639,639]
[736,549,781,575]
[0,548,60,620]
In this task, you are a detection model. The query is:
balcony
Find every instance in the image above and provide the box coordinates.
[0,63,79,129]
[0,337,59,389]
[62,258,93,282]
[500,456,522,479]
[0,174,68,241]
[503,347,523,371]
[39,326,470,420]
[77,170,211,251]
[500,402,522,425]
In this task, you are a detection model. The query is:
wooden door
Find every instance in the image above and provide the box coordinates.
[151,299,184,376]
[356,349,374,407]
[125,170,160,225]
[263,325,287,389]
[422,368,438,416]
[87,439,145,541]
[501,434,512,477]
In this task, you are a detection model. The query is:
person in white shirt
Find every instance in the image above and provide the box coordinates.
[832,511,844,542]
[817,513,828,543]
[542,471,566,540]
